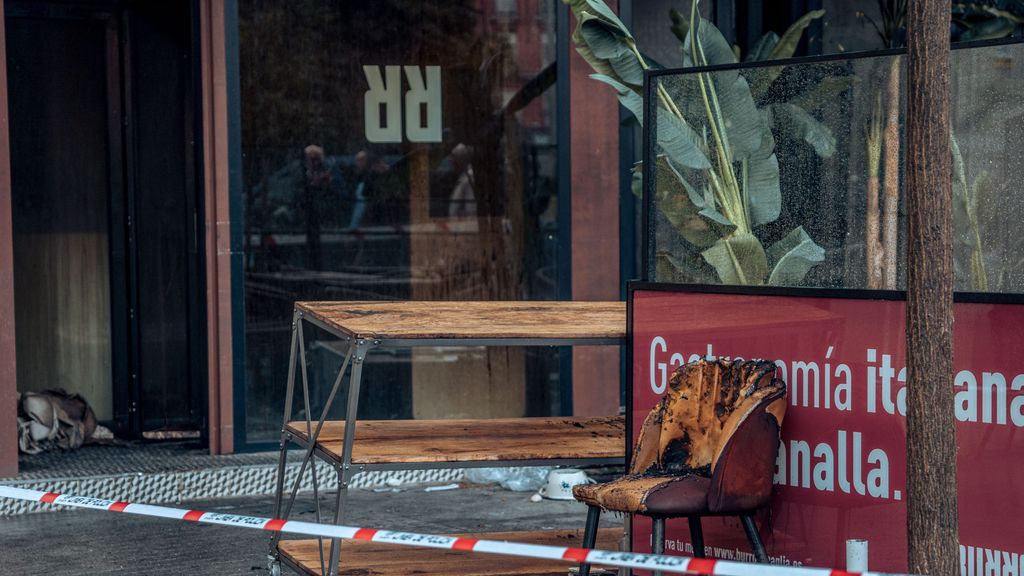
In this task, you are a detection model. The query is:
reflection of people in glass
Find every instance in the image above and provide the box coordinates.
[344,148,389,230]
[433,143,476,218]
[448,144,475,218]
[302,144,332,270]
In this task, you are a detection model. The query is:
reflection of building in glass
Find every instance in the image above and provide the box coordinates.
[238,0,565,443]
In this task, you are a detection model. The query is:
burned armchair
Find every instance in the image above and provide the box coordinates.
[574,359,787,574]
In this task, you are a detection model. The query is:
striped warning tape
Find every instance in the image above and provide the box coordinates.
[0,485,899,576]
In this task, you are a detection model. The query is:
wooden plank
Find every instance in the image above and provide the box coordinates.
[279,528,623,576]
[286,416,625,465]
[294,301,625,341]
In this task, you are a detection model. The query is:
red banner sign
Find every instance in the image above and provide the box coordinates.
[629,287,1024,574]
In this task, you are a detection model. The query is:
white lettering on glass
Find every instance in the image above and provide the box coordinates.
[363,65,442,143]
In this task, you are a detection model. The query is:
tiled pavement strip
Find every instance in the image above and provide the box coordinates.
[1,441,462,516]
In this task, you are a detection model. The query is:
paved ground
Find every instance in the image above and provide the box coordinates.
[0,484,622,575]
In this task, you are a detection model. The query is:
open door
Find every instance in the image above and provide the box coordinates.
[7,0,204,439]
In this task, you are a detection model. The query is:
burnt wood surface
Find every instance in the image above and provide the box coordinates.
[286,416,625,465]
[278,528,623,576]
[905,1,958,575]
[294,301,626,341]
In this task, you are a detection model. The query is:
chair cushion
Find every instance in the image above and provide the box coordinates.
[572,474,710,516]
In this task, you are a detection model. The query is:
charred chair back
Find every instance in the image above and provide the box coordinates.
[573,359,787,574]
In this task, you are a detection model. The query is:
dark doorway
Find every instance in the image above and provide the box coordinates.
[6,1,204,438]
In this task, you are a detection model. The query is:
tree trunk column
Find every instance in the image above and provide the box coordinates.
[905,1,958,575]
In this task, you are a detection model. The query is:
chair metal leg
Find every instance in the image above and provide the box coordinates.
[688,516,705,558]
[740,515,769,563]
[652,517,666,576]
[579,505,601,576]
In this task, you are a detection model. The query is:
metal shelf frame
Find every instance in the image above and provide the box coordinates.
[268,303,626,576]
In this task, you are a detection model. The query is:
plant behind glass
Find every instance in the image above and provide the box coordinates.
[564,0,830,285]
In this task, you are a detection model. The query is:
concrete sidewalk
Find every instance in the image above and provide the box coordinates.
[0,484,623,575]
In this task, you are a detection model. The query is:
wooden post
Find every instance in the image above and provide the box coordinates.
[905,1,958,575]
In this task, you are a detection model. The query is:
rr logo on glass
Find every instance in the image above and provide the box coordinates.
[363,65,442,143]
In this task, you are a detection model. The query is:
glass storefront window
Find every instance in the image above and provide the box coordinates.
[644,38,1024,292]
[239,1,561,443]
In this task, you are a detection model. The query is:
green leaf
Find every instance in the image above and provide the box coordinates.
[578,14,644,87]
[959,17,1016,41]
[951,133,975,247]
[746,31,779,62]
[683,18,766,160]
[590,74,644,122]
[683,15,738,68]
[767,226,825,286]
[655,251,718,284]
[701,233,769,285]
[743,155,781,227]
[768,9,825,61]
[657,107,712,170]
[740,124,781,228]
[653,156,734,247]
[669,8,689,45]
[564,0,632,37]
[747,9,825,99]
[571,27,617,80]
[768,103,836,158]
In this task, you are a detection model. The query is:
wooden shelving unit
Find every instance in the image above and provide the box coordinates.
[270,301,628,576]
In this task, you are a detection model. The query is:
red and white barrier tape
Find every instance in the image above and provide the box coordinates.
[0,485,897,576]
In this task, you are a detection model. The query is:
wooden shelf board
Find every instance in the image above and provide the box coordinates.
[286,416,625,465]
[279,528,623,576]
[295,301,626,341]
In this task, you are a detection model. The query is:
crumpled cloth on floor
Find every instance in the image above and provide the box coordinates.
[17,389,98,454]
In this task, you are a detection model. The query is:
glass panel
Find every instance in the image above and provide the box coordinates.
[131,4,198,430]
[645,40,1024,292]
[8,16,114,420]
[239,1,561,443]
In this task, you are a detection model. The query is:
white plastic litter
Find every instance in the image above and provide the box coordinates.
[464,467,551,492]
[423,483,460,492]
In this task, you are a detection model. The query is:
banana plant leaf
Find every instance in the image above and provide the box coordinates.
[682,16,768,161]
[578,13,645,87]
[590,74,644,120]
[657,107,713,170]
[652,155,735,247]
[656,251,719,284]
[746,31,779,62]
[669,7,689,44]
[766,226,826,286]
[701,233,769,285]
[566,0,639,90]
[565,0,630,32]
[741,144,782,228]
[959,17,1016,41]
[747,9,826,99]
[767,103,837,158]
[591,74,711,170]
[769,9,825,60]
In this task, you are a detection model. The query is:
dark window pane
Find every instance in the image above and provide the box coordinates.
[239,1,561,443]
